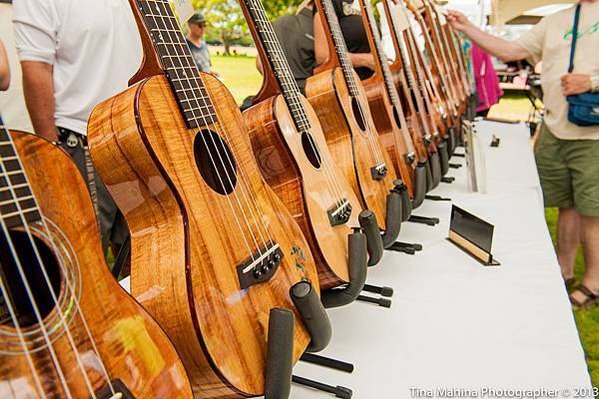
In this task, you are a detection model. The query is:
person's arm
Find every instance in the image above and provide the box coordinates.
[21,61,57,141]
[313,11,376,70]
[446,10,530,62]
[13,0,59,141]
[0,41,10,91]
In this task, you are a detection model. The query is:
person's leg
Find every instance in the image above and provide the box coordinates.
[557,207,580,281]
[567,136,599,305]
[534,124,574,281]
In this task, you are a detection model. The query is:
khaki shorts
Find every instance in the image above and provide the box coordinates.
[535,124,599,217]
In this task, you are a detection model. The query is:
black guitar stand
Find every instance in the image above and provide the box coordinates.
[411,160,427,209]
[441,176,456,184]
[264,280,354,399]
[408,215,440,226]
[449,163,462,169]
[292,375,353,399]
[425,153,441,192]
[300,353,354,373]
[425,195,451,202]
[111,236,131,280]
[438,139,450,176]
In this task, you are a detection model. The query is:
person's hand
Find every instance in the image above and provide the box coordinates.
[561,73,592,96]
[445,10,473,33]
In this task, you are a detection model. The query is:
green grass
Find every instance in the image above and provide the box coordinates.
[545,208,599,384]
[210,54,262,105]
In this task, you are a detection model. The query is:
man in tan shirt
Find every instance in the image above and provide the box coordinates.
[448,1,599,308]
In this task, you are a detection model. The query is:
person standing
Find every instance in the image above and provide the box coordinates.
[186,12,217,75]
[271,1,316,94]
[0,40,9,92]
[13,0,142,257]
[447,1,599,307]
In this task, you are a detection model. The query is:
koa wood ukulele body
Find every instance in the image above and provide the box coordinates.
[0,126,192,398]
[307,0,406,248]
[241,0,378,294]
[87,0,325,397]
[358,0,427,209]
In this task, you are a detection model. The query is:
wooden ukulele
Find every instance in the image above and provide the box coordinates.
[397,7,451,141]
[241,0,373,290]
[0,126,192,398]
[87,0,323,397]
[378,0,443,188]
[381,0,452,178]
[357,0,426,207]
[422,0,468,106]
[307,0,403,247]
[404,0,461,121]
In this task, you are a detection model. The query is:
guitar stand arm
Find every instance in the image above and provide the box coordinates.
[300,353,354,373]
[320,230,368,309]
[425,195,451,202]
[386,241,423,255]
[381,180,404,248]
[291,281,332,353]
[441,176,455,184]
[264,308,295,399]
[428,152,442,190]
[292,375,353,399]
[358,210,383,266]
[411,160,427,209]
[408,215,440,226]
[438,139,450,176]
[362,283,393,297]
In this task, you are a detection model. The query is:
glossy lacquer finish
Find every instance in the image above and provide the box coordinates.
[306,67,397,230]
[243,94,361,289]
[0,131,192,398]
[88,74,317,399]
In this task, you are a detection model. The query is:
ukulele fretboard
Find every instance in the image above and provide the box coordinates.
[136,0,217,128]
[321,0,361,98]
[244,0,312,133]
[0,127,41,229]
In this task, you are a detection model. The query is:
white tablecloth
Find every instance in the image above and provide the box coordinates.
[292,121,593,398]
[118,121,592,398]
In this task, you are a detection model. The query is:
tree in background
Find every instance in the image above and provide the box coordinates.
[192,0,300,55]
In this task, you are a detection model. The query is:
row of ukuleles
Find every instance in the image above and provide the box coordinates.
[0,0,473,397]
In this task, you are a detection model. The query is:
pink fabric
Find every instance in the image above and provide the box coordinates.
[472,43,503,112]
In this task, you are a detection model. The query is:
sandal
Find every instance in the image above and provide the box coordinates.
[569,285,599,309]
[565,277,577,292]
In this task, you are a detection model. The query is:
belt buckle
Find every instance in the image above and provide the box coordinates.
[66,132,79,148]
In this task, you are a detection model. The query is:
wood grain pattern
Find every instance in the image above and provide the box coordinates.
[305,67,398,230]
[88,74,319,398]
[0,131,193,399]
[243,93,362,289]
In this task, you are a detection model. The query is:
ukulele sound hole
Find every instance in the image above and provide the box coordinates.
[350,97,366,132]
[194,130,238,196]
[300,132,322,169]
[0,230,61,327]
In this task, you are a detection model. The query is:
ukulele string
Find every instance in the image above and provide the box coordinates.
[0,226,46,398]
[155,0,276,253]
[147,0,273,259]
[322,0,387,167]
[248,0,349,208]
[0,136,113,398]
[403,23,440,136]
[0,167,75,399]
[404,13,446,123]
[415,3,458,114]
[364,0,415,157]
[245,0,350,206]
[406,1,453,113]
[388,2,434,140]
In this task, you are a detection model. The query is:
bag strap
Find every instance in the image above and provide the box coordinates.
[568,2,582,73]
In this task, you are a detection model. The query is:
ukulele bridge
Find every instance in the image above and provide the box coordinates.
[370,163,388,181]
[237,243,283,290]
[95,379,135,399]
[328,199,352,227]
